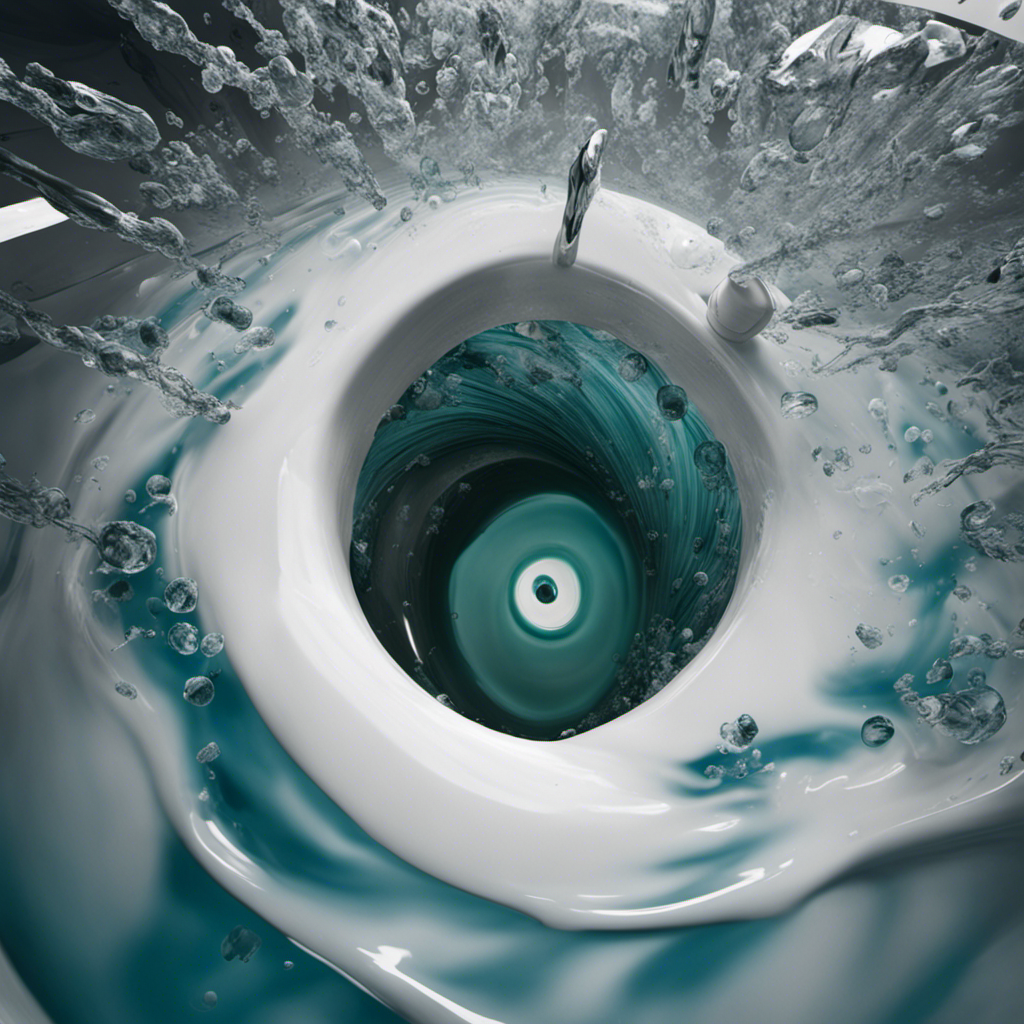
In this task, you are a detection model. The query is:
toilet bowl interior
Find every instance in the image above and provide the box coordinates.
[347,315,749,739]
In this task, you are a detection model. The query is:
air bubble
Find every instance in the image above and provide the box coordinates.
[780,392,818,419]
[164,577,199,613]
[168,622,200,655]
[861,715,894,747]
[97,522,157,574]
[617,352,648,382]
[184,676,215,706]
[656,385,688,420]
[200,632,224,657]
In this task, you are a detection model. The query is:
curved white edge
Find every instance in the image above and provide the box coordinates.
[162,183,1024,930]
[0,943,55,1024]
[898,1,1024,45]
[0,198,68,245]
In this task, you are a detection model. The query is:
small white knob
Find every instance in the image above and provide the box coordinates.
[706,274,776,342]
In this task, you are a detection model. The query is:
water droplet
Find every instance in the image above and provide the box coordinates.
[320,226,362,261]
[656,385,689,420]
[692,440,724,479]
[617,352,648,382]
[921,685,1007,745]
[184,676,215,706]
[780,391,818,419]
[200,632,224,657]
[855,623,884,649]
[146,475,172,499]
[168,621,200,655]
[98,522,157,574]
[164,577,199,613]
[220,925,259,961]
[861,715,894,747]
[720,714,758,751]
[197,742,221,764]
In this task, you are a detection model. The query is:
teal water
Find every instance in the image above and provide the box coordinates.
[351,321,743,739]
[1,182,1022,1024]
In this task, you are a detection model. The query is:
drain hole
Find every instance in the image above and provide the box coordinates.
[350,321,743,740]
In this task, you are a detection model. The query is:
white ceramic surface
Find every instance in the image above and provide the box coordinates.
[148,184,1024,930]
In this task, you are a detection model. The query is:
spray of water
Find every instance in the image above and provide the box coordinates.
[3,2,1024,1022]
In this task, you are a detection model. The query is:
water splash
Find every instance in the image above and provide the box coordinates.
[3,1,1024,1022]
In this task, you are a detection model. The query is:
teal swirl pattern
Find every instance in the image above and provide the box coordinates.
[351,320,743,739]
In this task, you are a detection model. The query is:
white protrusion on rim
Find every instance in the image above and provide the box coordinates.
[0,198,68,245]
[513,557,580,630]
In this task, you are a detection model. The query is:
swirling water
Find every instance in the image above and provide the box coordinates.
[2,1,1024,1022]
[351,320,742,738]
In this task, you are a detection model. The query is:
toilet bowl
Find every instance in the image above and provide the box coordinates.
[139,181,1024,929]
[3,0,1024,1019]
[2,164,1023,1023]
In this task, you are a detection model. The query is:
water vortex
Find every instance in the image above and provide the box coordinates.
[352,320,742,739]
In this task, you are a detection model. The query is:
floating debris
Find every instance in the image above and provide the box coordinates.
[107,580,134,603]
[0,288,231,425]
[926,658,954,685]
[949,635,985,659]
[233,325,276,354]
[107,0,387,207]
[705,747,773,781]
[0,59,160,160]
[111,625,157,650]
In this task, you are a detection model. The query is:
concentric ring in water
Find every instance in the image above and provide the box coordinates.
[351,320,743,739]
